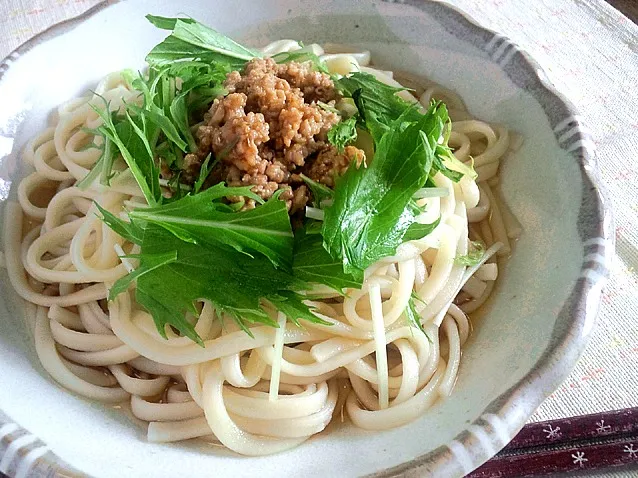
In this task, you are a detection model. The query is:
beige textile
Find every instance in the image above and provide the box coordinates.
[0,0,637,475]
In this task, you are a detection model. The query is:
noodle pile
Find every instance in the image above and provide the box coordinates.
[3,41,521,456]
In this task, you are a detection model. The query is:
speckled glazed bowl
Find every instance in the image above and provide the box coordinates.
[0,1,611,477]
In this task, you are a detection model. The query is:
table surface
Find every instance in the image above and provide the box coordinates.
[606,0,638,21]
[1,1,637,477]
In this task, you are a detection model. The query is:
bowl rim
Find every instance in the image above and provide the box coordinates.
[0,1,613,477]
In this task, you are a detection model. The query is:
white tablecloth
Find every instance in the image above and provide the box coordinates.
[1,0,637,476]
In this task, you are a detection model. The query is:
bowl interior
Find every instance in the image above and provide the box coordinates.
[0,1,584,477]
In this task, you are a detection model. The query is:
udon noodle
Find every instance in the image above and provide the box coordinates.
[3,41,521,456]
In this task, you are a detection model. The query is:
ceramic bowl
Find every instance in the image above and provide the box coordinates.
[0,1,611,477]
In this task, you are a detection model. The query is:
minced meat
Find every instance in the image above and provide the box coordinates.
[177,57,364,213]
[302,146,365,188]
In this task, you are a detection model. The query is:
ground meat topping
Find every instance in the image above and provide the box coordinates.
[303,146,366,188]
[182,58,364,213]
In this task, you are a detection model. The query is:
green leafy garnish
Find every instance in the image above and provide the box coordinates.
[321,108,443,275]
[95,203,144,244]
[299,173,333,208]
[410,291,426,307]
[145,15,260,67]
[335,72,473,182]
[107,251,178,300]
[102,190,328,343]
[76,137,114,189]
[292,229,362,292]
[127,183,294,270]
[193,153,217,194]
[89,100,162,206]
[145,15,196,30]
[126,224,316,344]
[404,296,432,342]
[83,57,232,201]
[169,93,197,152]
[335,72,419,141]
[403,217,441,242]
[271,50,329,74]
[317,101,340,114]
[327,116,358,152]
[454,240,486,266]
[404,296,424,332]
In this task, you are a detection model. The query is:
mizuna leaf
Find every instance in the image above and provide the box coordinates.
[321,109,438,274]
[128,184,294,270]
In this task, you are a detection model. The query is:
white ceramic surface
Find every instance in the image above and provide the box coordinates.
[0,1,611,477]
